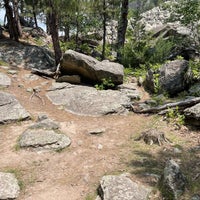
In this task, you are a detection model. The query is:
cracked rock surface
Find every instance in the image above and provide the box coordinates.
[0,91,30,124]
[19,117,71,151]
[0,172,20,200]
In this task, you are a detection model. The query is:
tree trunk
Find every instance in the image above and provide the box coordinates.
[117,0,129,61]
[101,0,106,60]
[64,25,70,42]
[4,0,19,41]
[32,0,38,28]
[12,0,22,37]
[47,0,62,66]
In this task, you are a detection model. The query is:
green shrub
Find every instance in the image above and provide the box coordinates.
[95,77,115,90]
[189,60,200,80]
[165,106,185,127]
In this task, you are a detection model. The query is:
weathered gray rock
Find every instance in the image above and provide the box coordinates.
[143,69,155,93]
[0,172,20,199]
[117,83,141,100]
[0,72,11,88]
[29,118,60,130]
[56,75,81,84]
[189,82,200,97]
[191,194,200,200]
[97,174,151,200]
[160,159,187,200]
[184,103,200,127]
[60,50,124,85]
[19,116,71,150]
[47,82,73,91]
[46,84,131,116]
[0,92,30,124]
[0,40,55,71]
[19,129,71,150]
[159,60,192,96]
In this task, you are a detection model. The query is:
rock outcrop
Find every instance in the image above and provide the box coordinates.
[97,174,151,200]
[144,60,192,96]
[159,60,192,96]
[46,82,131,116]
[0,91,30,124]
[19,117,71,151]
[60,50,124,85]
[184,103,200,127]
[160,159,187,200]
[0,40,55,71]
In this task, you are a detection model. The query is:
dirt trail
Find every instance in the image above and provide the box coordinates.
[1,67,199,200]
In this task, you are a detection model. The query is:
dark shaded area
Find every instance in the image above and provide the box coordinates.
[127,143,200,198]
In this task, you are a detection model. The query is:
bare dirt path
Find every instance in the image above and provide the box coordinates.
[0,66,199,200]
[0,67,152,200]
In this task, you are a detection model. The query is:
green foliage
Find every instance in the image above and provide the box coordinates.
[95,44,115,61]
[153,73,160,94]
[60,41,76,52]
[95,77,115,90]
[167,0,200,49]
[147,38,175,65]
[121,22,174,70]
[165,106,185,127]
[189,60,200,80]
[0,60,9,66]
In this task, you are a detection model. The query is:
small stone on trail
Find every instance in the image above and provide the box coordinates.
[88,128,105,135]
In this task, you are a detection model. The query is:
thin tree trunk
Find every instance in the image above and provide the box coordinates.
[64,25,70,41]
[12,0,22,37]
[4,0,19,41]
[102,0,106,60]
[117,0,129,61]
[32,0,38,28]
[47,0,62,65]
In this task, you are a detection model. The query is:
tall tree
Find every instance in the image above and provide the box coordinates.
[90,0,120,60]
[4,0,22,41]
[46,0,62,65]
[117,0,129,61]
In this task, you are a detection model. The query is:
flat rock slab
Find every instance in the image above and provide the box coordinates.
[29,118,60,130]
[0,72,11,87]
[46,83,131,116]
[184,103,200,127]
[0,91,30,124]
[0,172,20,199]
[97,174,151,200]
[19,129,71,150]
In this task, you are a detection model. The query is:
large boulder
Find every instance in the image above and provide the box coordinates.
[184,103,200,127]
[0,40,55,71]
[159,60,192,96]
[46,82,131,116]
[144,60,193,96]
[160,159,187,200]
[60,50,124,85]
[0,92,30,124]
[96,174,151,200]
[188,82,200,97]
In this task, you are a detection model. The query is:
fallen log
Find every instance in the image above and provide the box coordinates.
[133,97,200,114]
